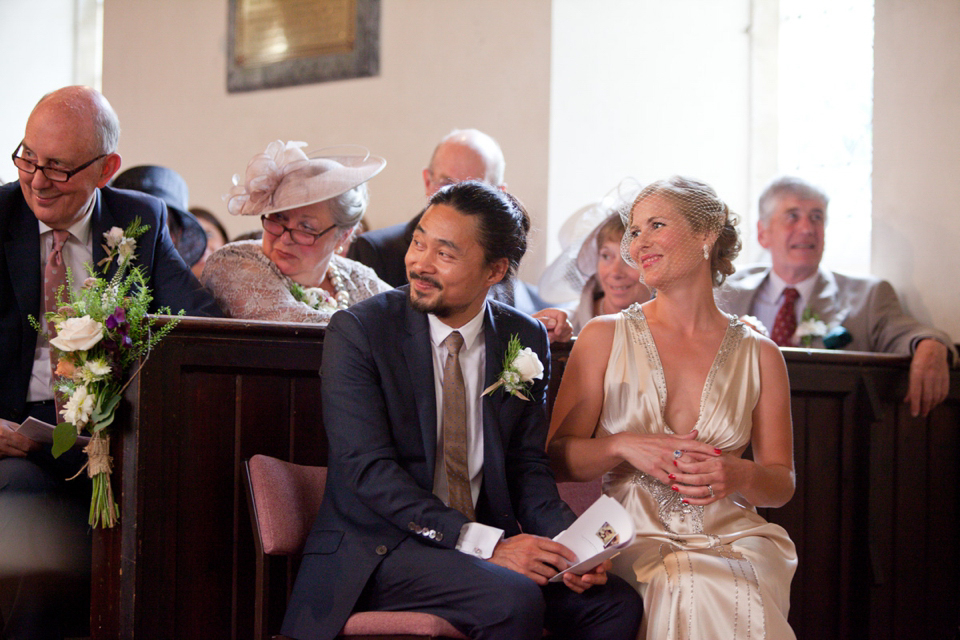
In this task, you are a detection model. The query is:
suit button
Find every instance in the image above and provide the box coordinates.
[435,532,443,542]
[408,522,417,531]
[428,530,436,539]
[375,545,388,556]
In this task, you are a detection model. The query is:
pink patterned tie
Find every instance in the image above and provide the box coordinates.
[771,287,800,347]
[442,331,475,520]
[45,230,70,413]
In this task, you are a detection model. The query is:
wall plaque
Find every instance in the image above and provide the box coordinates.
[228,0,379,92]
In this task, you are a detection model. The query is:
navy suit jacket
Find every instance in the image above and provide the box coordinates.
[282,287,576,640]
[0,181,222,423]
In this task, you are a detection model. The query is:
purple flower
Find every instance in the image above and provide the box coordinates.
[106,307,127,332]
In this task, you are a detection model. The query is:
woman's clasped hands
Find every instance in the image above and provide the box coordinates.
[613,429,740,505]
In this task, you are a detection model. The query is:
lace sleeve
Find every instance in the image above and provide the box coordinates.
[201,241,338,324]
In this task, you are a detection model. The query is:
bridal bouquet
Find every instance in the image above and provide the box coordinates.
[31,218,182,528]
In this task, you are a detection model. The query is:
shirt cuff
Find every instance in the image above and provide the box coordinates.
[455,522,503,559]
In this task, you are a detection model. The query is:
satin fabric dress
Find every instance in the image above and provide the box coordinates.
[599,305,797,639]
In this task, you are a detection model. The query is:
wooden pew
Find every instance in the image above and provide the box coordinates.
[90,317,959,639]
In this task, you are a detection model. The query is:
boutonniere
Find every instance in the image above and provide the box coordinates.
[289,282,338,312]
[98,222,147,268]
[793,307,828,347]
[481,334,544,401]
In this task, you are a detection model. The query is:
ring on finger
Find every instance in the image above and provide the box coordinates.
[707,484,715,497]
[673,449,683,459]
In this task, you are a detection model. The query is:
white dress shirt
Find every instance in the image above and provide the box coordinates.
[27,200,95,402]
[427,305,504,558]
[752,270,818,338]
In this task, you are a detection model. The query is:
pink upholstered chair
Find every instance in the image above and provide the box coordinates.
[244,454,468,640]
[556,479,603,517]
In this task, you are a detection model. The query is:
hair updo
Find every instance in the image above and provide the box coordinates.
[627,176,741,286]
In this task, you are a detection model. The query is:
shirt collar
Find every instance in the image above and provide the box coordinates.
[37,193,95,246]
[767,268,819,304]
[428,303,487,352]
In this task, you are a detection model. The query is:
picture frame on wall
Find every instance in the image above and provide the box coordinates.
[227,0,380,92]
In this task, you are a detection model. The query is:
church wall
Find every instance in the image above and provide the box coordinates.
[101,0,554,277]
[873,0,960,341]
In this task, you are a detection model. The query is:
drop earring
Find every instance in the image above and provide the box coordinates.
[702,244,709,260]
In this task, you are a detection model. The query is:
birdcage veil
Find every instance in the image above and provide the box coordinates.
[620,176,741,288]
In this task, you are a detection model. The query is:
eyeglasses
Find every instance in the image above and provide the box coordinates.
[11,143,107,183]
[261,214,338,246]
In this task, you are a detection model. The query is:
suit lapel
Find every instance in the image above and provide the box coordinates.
[402,299,439,475]
[480,304,509,507]
[5,198,42,327]
[809,268,848,328]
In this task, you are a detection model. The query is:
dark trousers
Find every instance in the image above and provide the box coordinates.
[0,402,90,640]
[357,537,643,640]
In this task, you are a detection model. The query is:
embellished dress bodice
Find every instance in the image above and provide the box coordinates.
[599,304,797,639]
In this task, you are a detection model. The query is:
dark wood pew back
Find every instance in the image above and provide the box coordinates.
[91,318,959,639]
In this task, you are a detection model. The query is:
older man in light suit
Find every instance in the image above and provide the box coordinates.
[717,176,955,418]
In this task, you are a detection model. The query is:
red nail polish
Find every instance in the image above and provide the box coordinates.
[682,499,689,504]
[714,448,722,454]
[671,485,679,491]
[668,474,676,480]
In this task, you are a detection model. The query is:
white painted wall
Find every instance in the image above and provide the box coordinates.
[873,0,960,340]
[100,0,553,278]
[0,0,78,184]
[548,0,753,263]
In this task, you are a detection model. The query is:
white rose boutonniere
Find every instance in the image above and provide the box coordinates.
[481,335,544,401]
[50,316,104,352]
[793,308,828,347]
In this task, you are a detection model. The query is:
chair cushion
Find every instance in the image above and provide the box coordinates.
[342,611,468,638]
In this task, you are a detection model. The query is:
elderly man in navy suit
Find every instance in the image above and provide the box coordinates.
[0,85,221,639]
[283,181,641,640]
[717,176,955,418]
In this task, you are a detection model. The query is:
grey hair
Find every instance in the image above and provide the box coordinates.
[329,182,370,229]
[431,128,506,187]
[758,176,829,226]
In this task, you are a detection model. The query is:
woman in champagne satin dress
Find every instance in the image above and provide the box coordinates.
[548,177,797,639]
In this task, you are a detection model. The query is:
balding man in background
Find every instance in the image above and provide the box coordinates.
[349,129,562,334]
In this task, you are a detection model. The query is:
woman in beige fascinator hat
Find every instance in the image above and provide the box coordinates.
[201,140,392,324]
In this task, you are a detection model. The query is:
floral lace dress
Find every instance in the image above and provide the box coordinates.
[200,240,392,324]
[600,304,797,639]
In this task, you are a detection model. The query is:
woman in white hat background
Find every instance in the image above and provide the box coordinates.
[201,140,391,323]
[538,181,652,335]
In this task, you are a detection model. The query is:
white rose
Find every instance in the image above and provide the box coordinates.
[62,385,96,429]
[117,237,136,264]
[51,316,104,352]
[794,319,827,339]
[512,348,544,383]
[104,227,124,249]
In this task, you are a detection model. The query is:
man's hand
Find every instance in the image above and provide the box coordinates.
[488,533,577,586]
[0,419,41,459]
[561,559,611,594]
[906,339,950,417]
[532,308,573,343]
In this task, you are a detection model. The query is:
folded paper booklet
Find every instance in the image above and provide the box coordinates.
[549,494,635,581]
[17,417,90,449]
